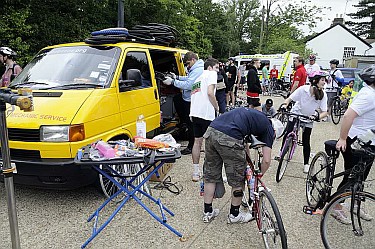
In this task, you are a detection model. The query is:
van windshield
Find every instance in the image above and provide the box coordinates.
[10,46,121,90]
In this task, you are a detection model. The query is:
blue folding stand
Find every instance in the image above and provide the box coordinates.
[76,148,182,248]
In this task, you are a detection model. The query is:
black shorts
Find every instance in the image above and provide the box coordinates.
[192,117,211,138]
[225,81,235,93]
[247,97,261,107]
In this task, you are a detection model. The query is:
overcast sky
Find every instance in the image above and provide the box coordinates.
[303,0,360,34]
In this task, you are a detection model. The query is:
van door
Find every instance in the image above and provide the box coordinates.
[117,48,160,137]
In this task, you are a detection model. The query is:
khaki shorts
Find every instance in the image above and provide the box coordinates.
[203,127,247,187]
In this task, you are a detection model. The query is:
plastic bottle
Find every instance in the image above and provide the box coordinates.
[200,180,204,196]
[249,176,255,201]
[136,114,146,138]
[95,140,116,158]
[245,165,253,181]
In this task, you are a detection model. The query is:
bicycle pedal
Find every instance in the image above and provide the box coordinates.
[303,205,320,215]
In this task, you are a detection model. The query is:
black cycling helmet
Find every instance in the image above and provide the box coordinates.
[358,64,375,85]
[329,59,339,65]
[0,47,17,58]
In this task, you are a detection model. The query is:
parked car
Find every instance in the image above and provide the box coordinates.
[339,68,360,86]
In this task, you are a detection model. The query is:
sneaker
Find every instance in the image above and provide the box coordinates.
[203,209,220,223]
[227,211,254,224]
[192,172,200,182]
[304,164,310,174]
[181,147,192,155]
[331,209,351,225]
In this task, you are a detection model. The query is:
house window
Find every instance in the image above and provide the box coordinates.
[343,47,356,60]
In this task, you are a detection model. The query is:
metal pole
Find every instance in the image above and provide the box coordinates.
[0,101,21,249]
[118,0,124,27]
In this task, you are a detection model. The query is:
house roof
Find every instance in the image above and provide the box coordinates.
[306,23,372,48]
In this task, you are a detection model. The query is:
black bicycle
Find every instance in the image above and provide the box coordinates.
[305,134,375,249]
[330,96,350,125]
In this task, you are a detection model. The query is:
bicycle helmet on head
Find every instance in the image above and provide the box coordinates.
[309,54,316,61]
[358,64,375,85]
[271,118,284,139]
[329,59,339,65]
[310,71,328,85]
[0,47,17,58]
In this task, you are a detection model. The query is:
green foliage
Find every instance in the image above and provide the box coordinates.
[0,0,325,66]
[347,0,375,38]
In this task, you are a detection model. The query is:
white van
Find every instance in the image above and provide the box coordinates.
[234,51,298,83]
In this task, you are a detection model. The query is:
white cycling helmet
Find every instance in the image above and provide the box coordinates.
[0,47,17,57]
[271,118,284,139]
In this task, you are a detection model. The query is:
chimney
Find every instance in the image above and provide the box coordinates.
[332,14,345,26]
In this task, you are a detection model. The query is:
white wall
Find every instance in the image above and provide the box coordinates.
[306,25,371,69]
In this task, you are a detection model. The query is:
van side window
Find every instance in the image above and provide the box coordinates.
[122,51,152,88]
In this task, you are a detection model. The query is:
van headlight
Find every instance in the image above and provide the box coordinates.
[40,124,85,142]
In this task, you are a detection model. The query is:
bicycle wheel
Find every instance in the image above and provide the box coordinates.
[331,98,341,125]
[306,151,329,209]
[99,163,151,201]
[276,137,293,182]
[321,191,375,249]
[258,189,288,249]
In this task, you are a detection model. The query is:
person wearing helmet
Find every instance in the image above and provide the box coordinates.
[0,47,22,87]
[280,71,328,173]
[325,59,345,120]
[200,107,279,224]
[305,54,320,85]
[333,64,375,223]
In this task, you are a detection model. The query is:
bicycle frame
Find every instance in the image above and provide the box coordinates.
[279,116,301,160]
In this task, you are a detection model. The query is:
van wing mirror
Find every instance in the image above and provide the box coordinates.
[119,69,142,91]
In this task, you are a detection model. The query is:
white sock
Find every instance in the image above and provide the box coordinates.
[193,164,200,174]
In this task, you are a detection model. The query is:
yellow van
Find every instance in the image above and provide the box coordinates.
[5,40,188,189]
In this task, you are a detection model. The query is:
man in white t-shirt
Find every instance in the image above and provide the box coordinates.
[325,59,345,117]
[334,65,375,223]
[305,54,320,85]
[190,58,220,181]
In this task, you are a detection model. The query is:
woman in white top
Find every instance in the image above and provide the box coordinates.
[332,65,375,223]
[280,72,328,173]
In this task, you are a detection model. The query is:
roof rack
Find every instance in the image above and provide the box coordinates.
[85,23,180,47]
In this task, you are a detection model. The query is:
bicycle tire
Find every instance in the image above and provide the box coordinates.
[331,98,341,125]
[259,189,288,249]
[276,137,293,182]
[99,163,151,202]
[306,151,329,209]
[320,191,375,249]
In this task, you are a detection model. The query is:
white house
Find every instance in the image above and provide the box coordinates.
[306,22,372,69]
[365,39,375,55]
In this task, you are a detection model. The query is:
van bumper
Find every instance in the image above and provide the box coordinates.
[1,159,97,190]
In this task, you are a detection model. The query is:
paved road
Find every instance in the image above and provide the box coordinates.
[1,95,374,249]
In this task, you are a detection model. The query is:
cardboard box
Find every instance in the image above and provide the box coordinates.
[148,161,174,182]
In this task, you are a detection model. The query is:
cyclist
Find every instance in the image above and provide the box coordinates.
[340,79,354,100]
[333,64,375,224]
[279,71,328,173]
[0,47,22,87]
[201,108,283,223]
[325,59,344,121]
[305,54,320,85]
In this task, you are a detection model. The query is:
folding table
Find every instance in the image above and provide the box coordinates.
[75,145,182,248]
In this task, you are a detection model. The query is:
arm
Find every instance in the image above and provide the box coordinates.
[336,108,358,152]
[207,84,219,112]
[290,80,299,93]
[261,146,272,174]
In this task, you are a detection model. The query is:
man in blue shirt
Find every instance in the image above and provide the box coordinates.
[201,107,276,223]
[163,52,204,155]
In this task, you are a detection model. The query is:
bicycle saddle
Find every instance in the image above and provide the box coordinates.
[248,135,266,149]
[324,140,340,159]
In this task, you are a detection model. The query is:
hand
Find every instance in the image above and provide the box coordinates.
[336,138,347,152]
[163,77,173,85]
[170,72,177,79]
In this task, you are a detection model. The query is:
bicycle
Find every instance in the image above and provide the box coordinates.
[276,112,315,182]
[304,135,375,248]
[242,135,288,248]
[330,96,350,125]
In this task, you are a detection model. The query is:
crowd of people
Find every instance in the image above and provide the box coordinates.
[162,51,374,226]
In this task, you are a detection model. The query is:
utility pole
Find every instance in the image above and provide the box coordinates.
[118,0,124,27]
[258,5,265,53]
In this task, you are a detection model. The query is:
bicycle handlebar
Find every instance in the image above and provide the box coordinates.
[0,88,33,111]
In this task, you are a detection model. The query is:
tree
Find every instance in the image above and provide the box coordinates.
[347,0,375,38]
